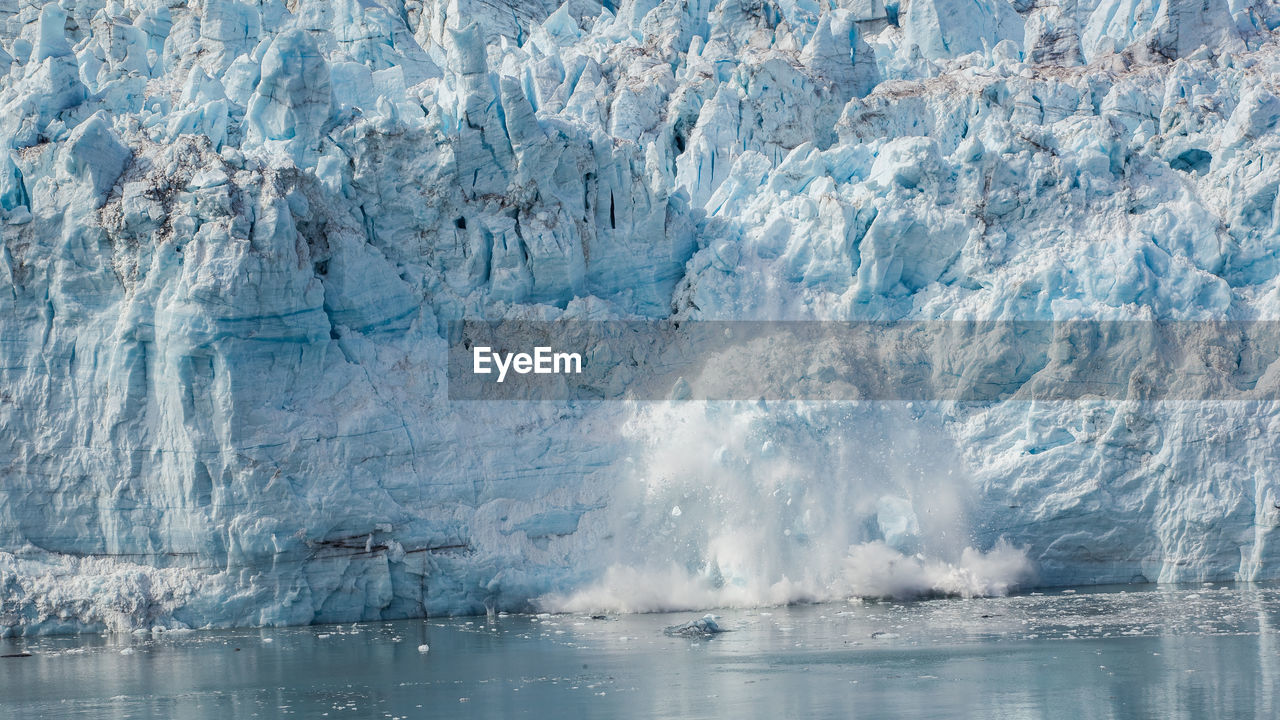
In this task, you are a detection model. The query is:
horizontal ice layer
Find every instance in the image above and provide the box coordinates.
[2,0,1280,634]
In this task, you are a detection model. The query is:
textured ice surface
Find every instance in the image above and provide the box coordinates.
[3,0,1280,634]
[663,613,726,636]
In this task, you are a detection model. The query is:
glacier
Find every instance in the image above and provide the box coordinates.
[3,0,1280,635]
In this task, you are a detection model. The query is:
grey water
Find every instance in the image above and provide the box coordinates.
[3,584,1279,719]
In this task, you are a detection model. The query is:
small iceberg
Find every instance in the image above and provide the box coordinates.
[664,614,727,637]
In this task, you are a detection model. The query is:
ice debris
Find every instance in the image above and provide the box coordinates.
[664,614,727,637]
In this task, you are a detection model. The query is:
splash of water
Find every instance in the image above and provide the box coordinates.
[540,400,1032,613]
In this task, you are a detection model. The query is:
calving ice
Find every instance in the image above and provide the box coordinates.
[472,346,583,382]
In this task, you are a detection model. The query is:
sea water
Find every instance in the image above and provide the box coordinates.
[2,584,1277,719]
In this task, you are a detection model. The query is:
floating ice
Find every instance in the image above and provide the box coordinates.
[664,614,726,637]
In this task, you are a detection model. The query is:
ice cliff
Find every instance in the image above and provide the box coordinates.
[4,0,1280,634]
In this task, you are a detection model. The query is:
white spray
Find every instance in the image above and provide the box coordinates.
[540,400,1032,613]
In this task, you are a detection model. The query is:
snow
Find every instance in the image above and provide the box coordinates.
[2,0,1280,635]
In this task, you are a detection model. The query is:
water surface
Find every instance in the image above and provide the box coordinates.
[3,584,1278,719]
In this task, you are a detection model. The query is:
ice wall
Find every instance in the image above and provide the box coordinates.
[3,0,1280,634]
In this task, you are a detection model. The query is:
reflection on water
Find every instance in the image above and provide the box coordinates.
[3,584,1279,719]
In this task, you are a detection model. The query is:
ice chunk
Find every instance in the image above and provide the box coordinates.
[1083,0,1243,61]
[35,4,72,62]
[0,152,26,212]
[664,614,726,637]
[58,111,130,208]
[902,0,1024,59]
[244,29,332,165]
[199,0,261,72]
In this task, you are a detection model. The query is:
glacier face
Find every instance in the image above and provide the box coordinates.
[3,0,1280,634]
